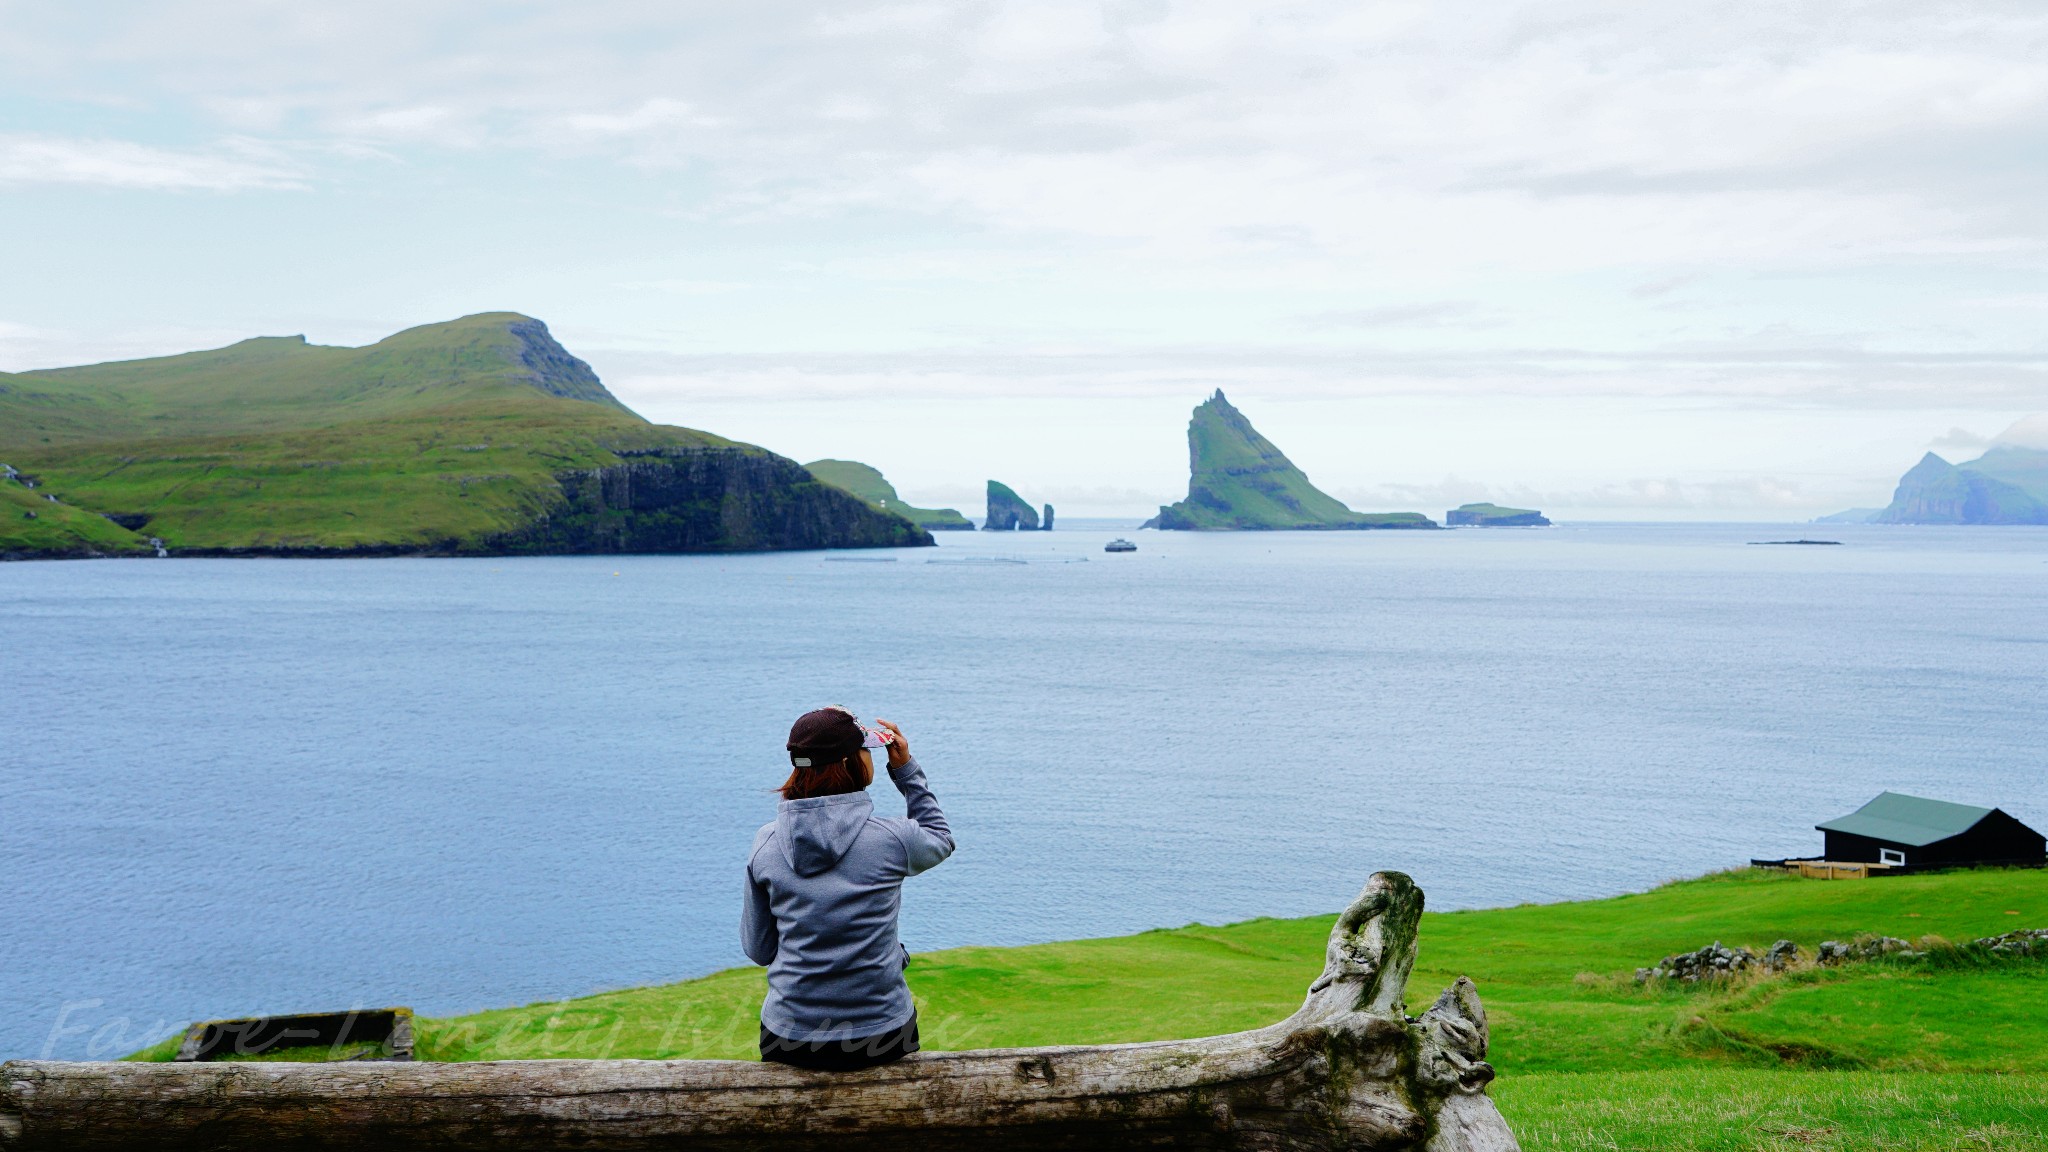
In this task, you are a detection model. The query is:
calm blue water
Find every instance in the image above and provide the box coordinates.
[3,522,2045,1060]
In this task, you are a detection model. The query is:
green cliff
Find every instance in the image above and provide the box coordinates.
[1873,449,2048,525]
[1144,391,1435,531]
[1447,502,1550,527]
[801,460,973,530]
[0,313,931,558]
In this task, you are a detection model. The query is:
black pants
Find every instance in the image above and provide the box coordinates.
[760,1014,919,1071]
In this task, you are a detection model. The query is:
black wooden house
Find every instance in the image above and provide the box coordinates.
[1816,791,2044,869]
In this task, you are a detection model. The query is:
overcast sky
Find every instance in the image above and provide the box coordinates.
[3,1,2044,518]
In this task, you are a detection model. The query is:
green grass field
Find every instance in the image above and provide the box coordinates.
[125,868,2048,1147]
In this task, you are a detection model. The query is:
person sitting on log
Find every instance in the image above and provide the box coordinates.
[742,707,954,1071]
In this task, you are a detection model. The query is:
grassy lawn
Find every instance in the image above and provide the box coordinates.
[126,868,2048,1147]
[1499,1070,2048,1151]
[0,480,149,556]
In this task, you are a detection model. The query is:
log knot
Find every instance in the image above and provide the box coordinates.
[1307,871,1423,1020]
[1414,977,1495,1097]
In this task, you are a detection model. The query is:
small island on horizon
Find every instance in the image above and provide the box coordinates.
[1447,502,1550,527]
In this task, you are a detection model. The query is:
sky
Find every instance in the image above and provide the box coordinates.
[2,1,2044,519]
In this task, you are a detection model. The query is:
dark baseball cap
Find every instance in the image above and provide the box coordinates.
[786,707,865,768]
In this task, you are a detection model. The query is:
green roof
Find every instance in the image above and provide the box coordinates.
[1815,791,1994,847]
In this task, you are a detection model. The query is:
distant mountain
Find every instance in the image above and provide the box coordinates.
[1144,391,1435,530]
[1872,446,2048,525]
[0,313,931,559]
[1812,508,1881,525]
[1447,502,1549,527]
[803,459,974,530]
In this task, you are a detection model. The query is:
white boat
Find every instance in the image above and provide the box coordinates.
[1104,538,1138,552]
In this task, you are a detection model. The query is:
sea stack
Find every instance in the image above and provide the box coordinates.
[1041,504,1055,531]
[984,481,1040,530]
[1144,391,1436,530]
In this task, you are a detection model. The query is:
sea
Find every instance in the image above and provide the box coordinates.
[3,521,2044,1060]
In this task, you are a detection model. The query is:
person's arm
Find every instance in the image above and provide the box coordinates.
[739,848,779,965]
[874,719,953,875]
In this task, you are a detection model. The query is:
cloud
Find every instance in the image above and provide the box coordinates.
[1930,426,1993,450]
[5,1,2042,268]
[1336,475,1823,514]
[0,134,302,191]
[589,341,2048,407]
[1295,302,1489,331]
[562,98,712,136]
[1993,413,2048,449]
[1630,274,1705,299]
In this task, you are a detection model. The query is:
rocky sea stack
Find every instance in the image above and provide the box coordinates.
[1145,391,1435,531]
[984,480,1045,530]
[0,313,931,559]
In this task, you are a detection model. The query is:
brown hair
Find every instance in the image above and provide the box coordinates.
[778,750,874,801]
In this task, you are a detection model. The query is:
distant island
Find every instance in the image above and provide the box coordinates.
[1143,391,1435,530]
[1446,502,1550,527]
[803,459,973,530]
[0,313,932,560]
[1829,419,2048,526]
[1870,447,2048,525]
[984,481,1051,531]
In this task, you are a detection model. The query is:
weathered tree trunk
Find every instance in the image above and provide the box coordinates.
[0,872,1519,1151]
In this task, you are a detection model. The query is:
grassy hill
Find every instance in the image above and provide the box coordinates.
[0,314,929,557]
[1144,390,1435,530]
[123,867,2045,1150]
[803,459,973,530]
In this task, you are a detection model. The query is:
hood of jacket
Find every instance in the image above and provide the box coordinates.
[775,792,874,876]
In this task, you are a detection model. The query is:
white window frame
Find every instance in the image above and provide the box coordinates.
[1879,848,1906,866]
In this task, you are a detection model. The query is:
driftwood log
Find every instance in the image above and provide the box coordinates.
[0,871,1519,1151]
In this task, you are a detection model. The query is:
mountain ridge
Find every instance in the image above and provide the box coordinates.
[1871,447,2048,525]
[1,313,930,558]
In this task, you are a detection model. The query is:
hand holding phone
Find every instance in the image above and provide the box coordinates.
[872,719,911,770]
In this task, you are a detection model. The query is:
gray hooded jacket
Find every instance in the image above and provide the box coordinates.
[741,757,953,1041]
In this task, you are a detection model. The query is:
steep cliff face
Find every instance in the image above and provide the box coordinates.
[1145,391,1435,530]
[504,318,624,408]
[984,481,1040,530]
[496,449,933,554]
[1874,452,2048,525]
